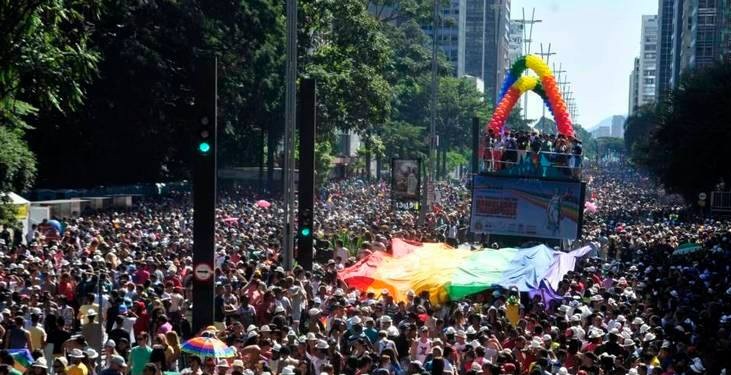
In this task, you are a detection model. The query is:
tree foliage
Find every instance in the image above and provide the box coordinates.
[636,63,731,201]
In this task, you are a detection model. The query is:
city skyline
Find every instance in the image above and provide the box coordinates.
[511,0,657,128]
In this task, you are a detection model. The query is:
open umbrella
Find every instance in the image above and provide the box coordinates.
[255,200,271,209]
[181,335,236,359]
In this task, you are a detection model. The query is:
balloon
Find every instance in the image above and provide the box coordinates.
[484,54,573,138]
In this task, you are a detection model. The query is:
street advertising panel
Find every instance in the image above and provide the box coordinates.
[470,174,585,240]
[392,159,421,210]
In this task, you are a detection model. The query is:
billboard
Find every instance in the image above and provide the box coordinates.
[470,175,585,240]
[391,159,421,204]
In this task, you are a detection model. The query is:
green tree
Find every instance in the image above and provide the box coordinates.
[28,0,286,187]
[0,0,99,173]
[643,62,731,201]
[624,104,660,165]
[1,0,99,222]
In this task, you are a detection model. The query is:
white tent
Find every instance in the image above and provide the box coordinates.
[1,192,31,243]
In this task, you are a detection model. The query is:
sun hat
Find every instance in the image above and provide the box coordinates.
[32,358,48,369]
[68,349,85,358]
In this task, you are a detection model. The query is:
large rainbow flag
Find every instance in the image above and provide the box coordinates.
[338,239,593,304]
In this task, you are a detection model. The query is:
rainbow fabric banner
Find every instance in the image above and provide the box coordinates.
[338,239,592,304]
[10,349,33,372]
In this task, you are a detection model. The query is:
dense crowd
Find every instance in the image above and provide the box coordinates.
[0,164,729,375]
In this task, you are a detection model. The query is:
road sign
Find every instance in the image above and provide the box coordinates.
[194,263,213,282]
[698,192,707,200]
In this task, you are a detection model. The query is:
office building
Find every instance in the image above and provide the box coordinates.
[657,0,675,98]
[460,0,511,103]
[611,115,625,138]
[667,0,731,89]
[508,20,524,64]
[639,15,658,107]
[423,0,462,75]
[628,58,640,115]
[591,126,611,138]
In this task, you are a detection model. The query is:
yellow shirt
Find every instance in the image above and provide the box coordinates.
[28,325,46,350]
[67,363,88,375]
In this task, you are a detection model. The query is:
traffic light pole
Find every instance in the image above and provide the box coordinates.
[297,79,316,271]
[282,0,297,270]
[192,56,217,334]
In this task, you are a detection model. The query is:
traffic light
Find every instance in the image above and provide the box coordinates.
[197,118,212,155]
[298,208,313,238]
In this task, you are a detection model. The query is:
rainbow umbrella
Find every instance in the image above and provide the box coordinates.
[181,336,236,359]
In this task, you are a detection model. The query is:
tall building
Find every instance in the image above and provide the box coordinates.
[657,0,675,98]
[508,20,524,64]
[423,0,462,75]
[667,0,731,89]
[591,126,611,138]
[639,15,658,107]
[628,58,640,115]
[669,0,685,88]
[460,0,511,104]
[611,115,626,138]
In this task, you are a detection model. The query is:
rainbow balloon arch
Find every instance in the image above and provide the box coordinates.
[487,54,574,139]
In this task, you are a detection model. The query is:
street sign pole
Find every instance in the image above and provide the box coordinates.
[192,56,217,334]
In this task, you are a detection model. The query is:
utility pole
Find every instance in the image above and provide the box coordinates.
[419,0,439,226]
[282,0,297,269]
[537,43,556,124]
[517,8,541,119]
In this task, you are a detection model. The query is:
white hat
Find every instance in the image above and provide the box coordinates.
[68,348,85,358]
[471,362,484,373]
[627,368,639,375]
[558,367,569,375]
[639,324,651,334]
[380,315,393,323]
[232,360,244,368]
[632,317,644,325]
[588,329,603,339]
[315,339,329,350]
[616,315,627,323]
[260,325,271,333]
[306,332,317,341]
[84,348,99,359]
[281,366,296,375]
[32,358,48,369]
[217,359,230,368]
[689,357,705,373]
[642,332,656,342]
[455,330,467,338]
[308,308,321,317]
[466,326,477,335]
[274,305,285,314]
[571,314,582,322]
[246,324,258,333]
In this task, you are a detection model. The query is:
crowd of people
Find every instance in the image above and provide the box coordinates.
[0,163,729,375]
[481,131,583,177]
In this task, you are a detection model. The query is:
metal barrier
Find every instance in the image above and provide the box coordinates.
[480,148,583,179]
[711,191,731,213]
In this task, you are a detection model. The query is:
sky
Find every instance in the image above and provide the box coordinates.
[509,0,658,128]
